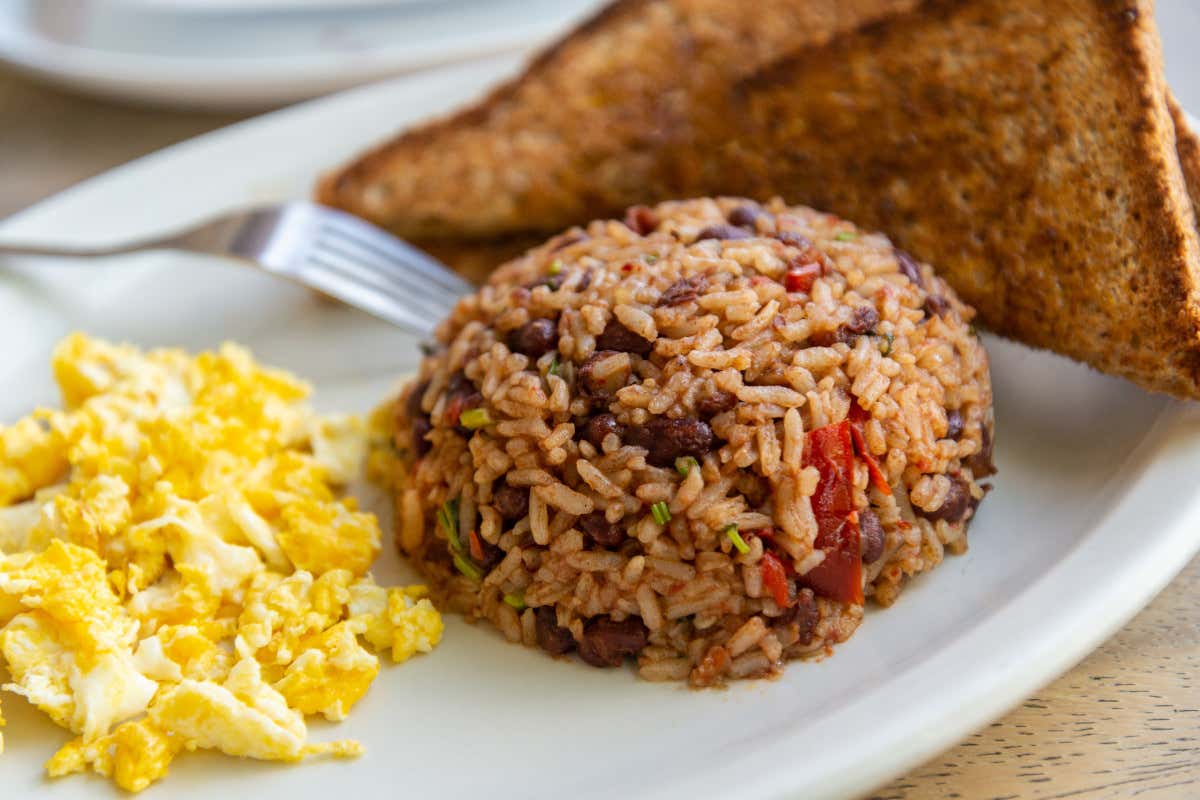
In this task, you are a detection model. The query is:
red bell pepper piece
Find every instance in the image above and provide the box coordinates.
[800,516,862,604]
[799,420,864,604]
[804,421,856,520]
[850,424,892,496]
[848,402,892,495]
[784,262,822,293]
[468,530,485,562]
[760,551,791,608]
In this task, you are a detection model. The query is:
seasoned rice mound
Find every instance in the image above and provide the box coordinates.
[386,197,995,686]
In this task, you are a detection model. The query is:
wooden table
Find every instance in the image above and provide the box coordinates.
[2,68,1198,800]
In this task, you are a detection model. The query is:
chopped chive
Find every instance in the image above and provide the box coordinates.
[725,525,750,555]
[645,254,659,265]
[834,231,857,242]
[459,407,493,429]
[548,356,561,376]
[548,259,564,275]
[879,332,895,356]
[452,551,483,582]
[651,501,672,526]
[675,456,698,477]
[503,591,526,611]
[437,498,462,551]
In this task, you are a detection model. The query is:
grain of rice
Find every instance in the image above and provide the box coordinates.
[645,557,696,582]
[506,468,555,486]
[614,304,658,341]
[535,482,595,515]
[576,459,624,498]
[567,551,626,572]
[529,489,550,545]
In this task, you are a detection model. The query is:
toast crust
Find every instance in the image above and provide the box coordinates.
[316,0,917,239]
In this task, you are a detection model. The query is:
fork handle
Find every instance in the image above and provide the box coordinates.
[0,240,157,259]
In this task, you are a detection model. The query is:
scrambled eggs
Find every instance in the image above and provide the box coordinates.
[0,334,442,792]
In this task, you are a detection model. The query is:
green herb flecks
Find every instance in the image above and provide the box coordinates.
[651,501,672,526]
[452,551,483,581]
[834,231,857,242]
[725,525,750,555]
[548,356,561,377]
[459,407,493,429]
[879,332,895,356]
[437,498,462,551]
[675,456,698,478]
[548,259,564,275]
[503,592,526,611]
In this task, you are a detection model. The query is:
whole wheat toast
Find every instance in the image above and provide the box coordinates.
[317,0,917,240]
[692,0,1200,398]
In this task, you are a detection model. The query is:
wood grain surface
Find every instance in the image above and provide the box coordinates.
[1,60,1198,800]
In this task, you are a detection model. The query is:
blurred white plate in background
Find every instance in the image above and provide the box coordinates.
[0,0,603,109]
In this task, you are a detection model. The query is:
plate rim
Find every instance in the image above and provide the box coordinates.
[2,61,1199,800]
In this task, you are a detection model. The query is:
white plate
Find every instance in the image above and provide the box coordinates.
[2,56,1200,800]
[0,0,602,110]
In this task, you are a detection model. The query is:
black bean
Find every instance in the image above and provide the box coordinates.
[492,484,529,521]
[577,616,649,667]
[916,475,973,523]
[696,389,737,417]
[582,413,622,450]
[657,275,707,307]
[577,268,593,292]
[443,372,482,436]
[595,319,653,356]
[965,423,996,477]
[475,536,505,571]
[445,371,475,398]
[924,295,952,318]
[728,204,768,229]
[405,380,430,419]
[695,223,754,242]
[579,511,625,548]
[623,205,659,236]
[810,305,880,347]
[775,231,815,250]
[509,318,558,358]
[776,588,819,645]
[622,424,653,451]
[847,306,879,335]
[411,415,433,457]
[945,408,964,440]
[577,350,633,404]
[859,508,885,564]
[895,249,925,288]
[535,607,576,655]
[639,417,714,467]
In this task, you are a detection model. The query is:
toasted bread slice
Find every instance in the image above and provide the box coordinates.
[317,0,917,241]
[696,0,1200,397]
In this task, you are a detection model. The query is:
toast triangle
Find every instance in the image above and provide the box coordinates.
[703,0,1200,397]
[316,0,918,241]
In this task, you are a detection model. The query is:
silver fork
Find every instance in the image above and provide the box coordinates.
[0,201,473,337]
